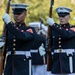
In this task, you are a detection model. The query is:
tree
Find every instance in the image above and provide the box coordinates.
[0,0,75,36]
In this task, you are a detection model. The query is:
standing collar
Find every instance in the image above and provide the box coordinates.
[60,23,70,28]
[15,22,26,27]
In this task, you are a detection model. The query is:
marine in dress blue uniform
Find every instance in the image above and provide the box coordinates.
[2,4,46,75]
[29,22,47,75]
[47,6,75,75]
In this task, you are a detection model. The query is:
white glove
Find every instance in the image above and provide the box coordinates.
[42,24,48,32]
[39,43,46,56]
[0,39,5,49]
[47,17,55,26]
[0,42,5,48]
[2,13,11,24]
[37,29,47,36]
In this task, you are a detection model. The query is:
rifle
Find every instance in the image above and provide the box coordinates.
[47,0,54,71]
[0,0,11,74]
[39,18,46,64]
[2,0,11,37]
[39,17,44,29]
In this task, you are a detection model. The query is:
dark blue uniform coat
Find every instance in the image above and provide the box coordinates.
[31,51,47,65]
[4,22,45,75]
[51,23,75,74]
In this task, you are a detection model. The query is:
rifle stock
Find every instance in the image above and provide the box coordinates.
[0,0,11,74]
[47,0,54,71]
[2,0,11,37]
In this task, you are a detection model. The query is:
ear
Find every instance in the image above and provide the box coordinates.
[25,13,27,16]
[68,15,70,20]
[25,11,27,16]
[69,15,70,18]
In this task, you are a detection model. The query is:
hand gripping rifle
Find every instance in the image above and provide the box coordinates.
[39,17,44,30]
[2,0,11,37]
[47,0,54,71]
[0,0,11,74]
[39,18,46,64]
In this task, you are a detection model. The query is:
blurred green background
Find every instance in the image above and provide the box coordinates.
[0,0,75,36]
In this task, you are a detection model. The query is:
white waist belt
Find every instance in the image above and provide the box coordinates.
[30,50,38,53]
[7,51,31,57]
[54,49,75,55]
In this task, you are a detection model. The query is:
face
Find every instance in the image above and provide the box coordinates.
[58,15,70,24]
[13,11,27,23]
[35,28,39,32]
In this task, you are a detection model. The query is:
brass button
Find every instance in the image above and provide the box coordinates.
[59,38,61,40]
[14,51,16,54]
[53,24,55,26]
[14,25,16,26]
[13,48,15,50]
[13,39,16,42]
[11,22,12,23]
[58,49,61,53]
[57,25,58,27]
[19,24,21,27]
[59,41,61,44]
[64,25,66,27]
[24,59,26,61]
[13,44,16,46]
[13,36,15,38]
[16,27,19,29]
[59,27,61,29]
[59,45,61,47]
[53,36,55,38]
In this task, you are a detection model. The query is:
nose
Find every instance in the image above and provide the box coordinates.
[59,17,64,20]
[14,14,19,16]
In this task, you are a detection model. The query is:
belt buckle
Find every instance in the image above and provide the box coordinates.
[58,49,61,53]
[14,51,16,55]
[11,51,16,55]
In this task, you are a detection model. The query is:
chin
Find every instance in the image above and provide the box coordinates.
[60,22,65,24]
[15,20,20,23]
